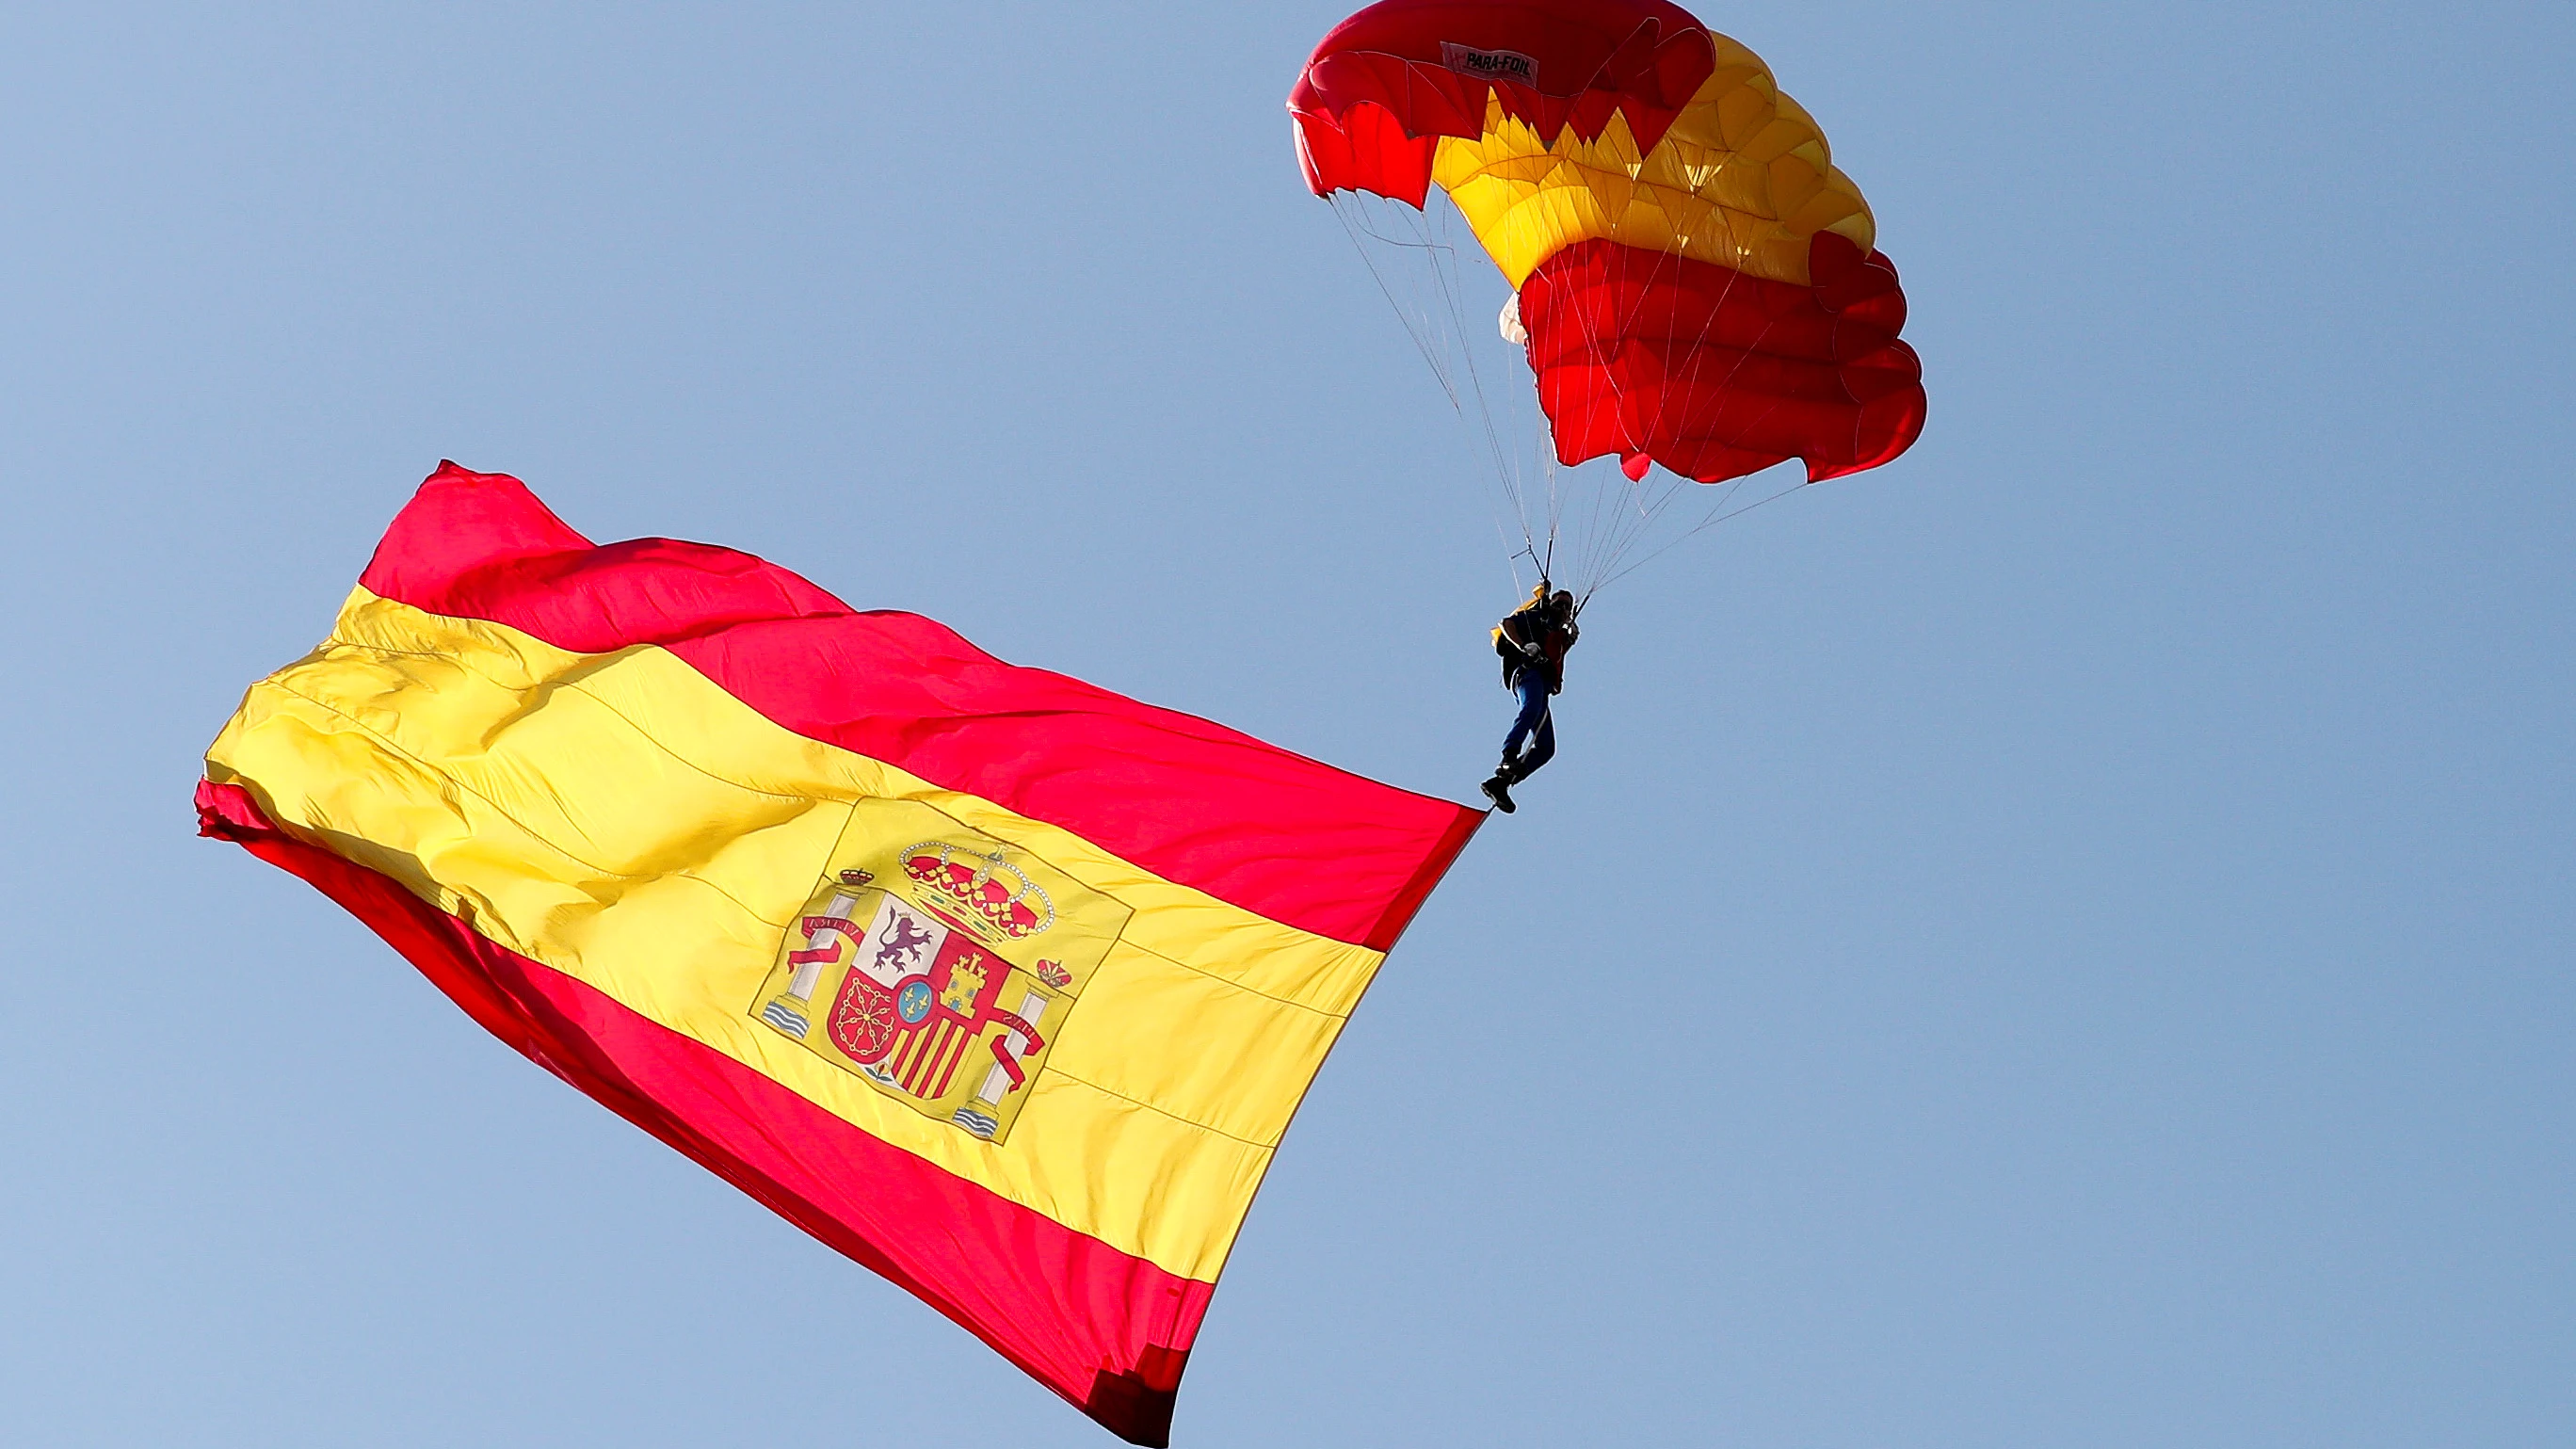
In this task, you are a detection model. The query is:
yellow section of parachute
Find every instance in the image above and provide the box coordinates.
[1428,35,1877,288]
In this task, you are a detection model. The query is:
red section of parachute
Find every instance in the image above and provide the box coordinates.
[1291,0,1716,200]
[1518,233,1927,483]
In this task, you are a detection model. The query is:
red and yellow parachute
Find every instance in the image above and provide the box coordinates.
[1291,0,1924,487]
[200,466,1483,1445]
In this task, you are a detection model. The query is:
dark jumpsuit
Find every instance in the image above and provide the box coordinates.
[1496,602,1576,779]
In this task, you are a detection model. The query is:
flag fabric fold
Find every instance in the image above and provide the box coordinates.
[200,464,1482,1444]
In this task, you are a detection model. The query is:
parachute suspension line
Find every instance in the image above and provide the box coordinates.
[1401,190,1535,570]
[1560,233,1658,594]
[1328,197,1464,409]
[1329,191,1542,569]
[1330,182,1824,604]
[1561,209,1724,593]
[1399,191,1572,587]
[1556,235,1609,591]
[1586,238,1702,588]
[1591,476,1808,598]
[1556,215,1816,603]
[1420,194,1537,555]
[1417,194,1550,574]
[1538,412,1567,588]
[1582,240,1826,597]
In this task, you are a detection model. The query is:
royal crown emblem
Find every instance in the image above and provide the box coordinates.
[902,840,1055,939]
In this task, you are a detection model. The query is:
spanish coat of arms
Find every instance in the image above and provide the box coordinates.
[750,798,1129,1145]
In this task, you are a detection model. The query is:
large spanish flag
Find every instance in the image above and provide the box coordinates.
[198,464,1483,1444]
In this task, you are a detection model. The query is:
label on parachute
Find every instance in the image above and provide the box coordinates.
[749,797,1131,1147]
[1440,42,1537,86]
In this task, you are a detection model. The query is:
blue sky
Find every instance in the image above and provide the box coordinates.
[3,3,2568,1444]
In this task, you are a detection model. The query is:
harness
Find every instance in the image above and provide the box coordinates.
[1493,602,1577,694]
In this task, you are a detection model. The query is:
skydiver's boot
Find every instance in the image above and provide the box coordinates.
[1481,757,1519,813]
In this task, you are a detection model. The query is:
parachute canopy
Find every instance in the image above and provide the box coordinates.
[198,464,1483,1446]
[1292,0,1924,488]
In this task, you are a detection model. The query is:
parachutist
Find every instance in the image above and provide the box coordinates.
[1481,584,1578,813]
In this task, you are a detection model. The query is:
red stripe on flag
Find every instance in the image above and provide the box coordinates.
[197,780,1203,1447]
[358,465,1481,952]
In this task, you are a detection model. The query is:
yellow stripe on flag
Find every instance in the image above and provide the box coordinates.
[207,588,1393,1280]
